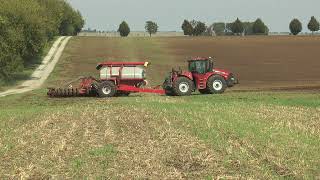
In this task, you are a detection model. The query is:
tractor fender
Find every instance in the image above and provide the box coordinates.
[212,69,230,80]
[178,71,193,80]
[207,73,228,81]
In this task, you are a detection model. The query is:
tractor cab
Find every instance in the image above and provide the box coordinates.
[188,57,213,74]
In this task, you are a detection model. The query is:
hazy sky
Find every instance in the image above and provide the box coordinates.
[67,0,320,32]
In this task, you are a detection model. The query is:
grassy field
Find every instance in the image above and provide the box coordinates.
[0,37,319,179]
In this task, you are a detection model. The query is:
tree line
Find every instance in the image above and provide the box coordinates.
[181,17,320,36]
[108,16,320,37]
[0,0,84,81]
[182,18,269,36]
[116,18,269,37]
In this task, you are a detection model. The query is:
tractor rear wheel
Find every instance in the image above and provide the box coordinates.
[206,75,227,94]
[98,81,116,97]
[172,77,193,96]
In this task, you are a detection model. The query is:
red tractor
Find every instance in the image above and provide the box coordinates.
[163,57,238,96]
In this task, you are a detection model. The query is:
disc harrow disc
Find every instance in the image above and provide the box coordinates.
[47,88,81,98]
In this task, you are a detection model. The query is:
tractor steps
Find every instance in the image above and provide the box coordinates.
[198,78,205,89]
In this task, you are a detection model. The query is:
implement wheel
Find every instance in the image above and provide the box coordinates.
[206,75,227,94]
[172,77,193,96]
[98,81,116,97]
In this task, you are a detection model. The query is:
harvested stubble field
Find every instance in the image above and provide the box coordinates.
[0,36,319,179]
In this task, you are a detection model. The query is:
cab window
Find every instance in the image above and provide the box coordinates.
[189,61,207,74]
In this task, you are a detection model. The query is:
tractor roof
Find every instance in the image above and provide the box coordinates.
[96,62,149,70]
[188,57,211,61]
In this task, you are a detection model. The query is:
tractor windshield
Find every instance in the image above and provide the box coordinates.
[188,60,208,74]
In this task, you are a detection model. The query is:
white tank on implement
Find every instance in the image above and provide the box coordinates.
[100,65,146,79]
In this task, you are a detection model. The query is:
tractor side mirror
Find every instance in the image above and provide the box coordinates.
[172,67,182,75]
[209,60,214,70]
[178,67,182,74]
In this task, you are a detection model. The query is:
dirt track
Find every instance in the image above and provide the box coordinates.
[161,36,320,91]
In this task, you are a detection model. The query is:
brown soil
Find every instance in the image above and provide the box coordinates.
[48,36,320,92]
[160,36,320,91]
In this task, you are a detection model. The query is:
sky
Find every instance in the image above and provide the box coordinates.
[67,0,320,32]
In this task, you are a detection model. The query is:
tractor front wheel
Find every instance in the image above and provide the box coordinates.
[206,75,227,94]
[173,77,193,96]
[98,81,116,97]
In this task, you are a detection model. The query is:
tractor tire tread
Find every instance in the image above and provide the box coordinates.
[98,81,117,97]
[206,75,227,94]
[172,77,194,96]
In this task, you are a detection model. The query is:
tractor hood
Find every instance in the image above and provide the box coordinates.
[213,68,231,76]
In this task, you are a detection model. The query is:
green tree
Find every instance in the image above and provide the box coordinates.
[0,0,48,62]
[193,21,206,36]
[231,18,244,35]
[182,20,193,36]
[145,21,158,37]
[36,0,63,39]
[0,0,84,81]
[59,1,84,36]
[289,18,302,35]
[72,11,85,35]
[252,18,268,35]
[118,21,130,37]
[307,16,320,34]
[0,15,23,80]
[190,20,198,29]
[225,23,233,35]
[213,22,226,36]
[243,22,254,35]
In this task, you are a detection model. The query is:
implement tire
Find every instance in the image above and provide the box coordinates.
[172,77,193,96]
[206,75,227,94]
[98,81,116,97]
